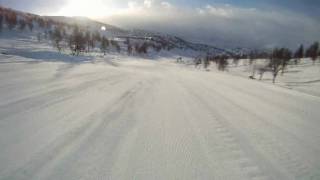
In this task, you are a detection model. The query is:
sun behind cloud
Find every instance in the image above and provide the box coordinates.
[56,0,116,17]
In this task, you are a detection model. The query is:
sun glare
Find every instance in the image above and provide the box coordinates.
[57,0,113,17]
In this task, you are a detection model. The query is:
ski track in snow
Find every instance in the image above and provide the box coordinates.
[0,57,320,180]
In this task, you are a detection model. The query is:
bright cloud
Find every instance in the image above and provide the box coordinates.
[161,2,172,9]
[144,0,153,8]
[56,0,119,17]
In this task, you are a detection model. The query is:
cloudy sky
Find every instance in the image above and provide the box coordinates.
[1,0,320,48]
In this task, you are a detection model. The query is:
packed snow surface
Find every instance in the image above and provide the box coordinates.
[1,39,320,180]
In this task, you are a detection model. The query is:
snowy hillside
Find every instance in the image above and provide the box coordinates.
[194,58,320,97]
[226,59,320,97]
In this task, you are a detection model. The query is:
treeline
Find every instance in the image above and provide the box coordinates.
[50,25,121,56]
[249,42,319,83]
[191,42,319,83]
[0,6,71,32]
[50,26,172,56]
[126,37,174,55]
[194,55,230,71]
[246,43,319,65]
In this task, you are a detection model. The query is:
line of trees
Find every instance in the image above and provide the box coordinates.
[49,25,123,56]
[4,10,17,30]
[249,42,319,66]
[47,21,173,57]
[0,6,77,35]
[191,41,319,83]
[194,54,229,71]
[250,42,319,83]
[0,7,36,31]
[305,42,319,64]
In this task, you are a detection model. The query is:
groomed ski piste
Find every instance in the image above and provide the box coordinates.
[1,31,320,180]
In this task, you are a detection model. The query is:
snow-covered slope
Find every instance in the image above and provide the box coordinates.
[1,35,320,180]
[222,59,320,97]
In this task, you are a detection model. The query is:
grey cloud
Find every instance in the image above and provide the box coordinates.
[103,4,320,48]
